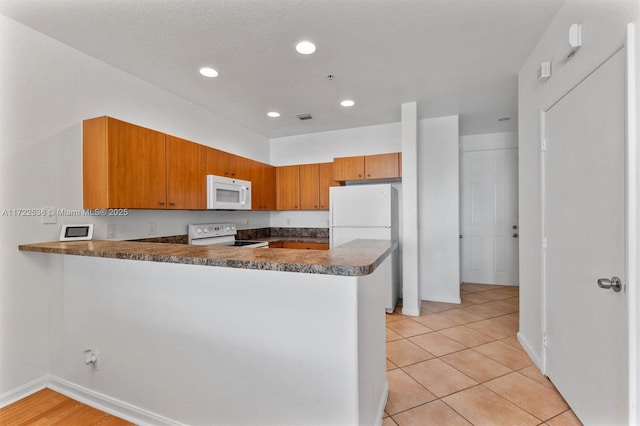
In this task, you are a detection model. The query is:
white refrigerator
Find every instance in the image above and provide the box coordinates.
[330,184,399,312]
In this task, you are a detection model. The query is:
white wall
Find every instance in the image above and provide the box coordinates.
[50,255,386,425]
[517,0,638,370]
[418,116,461,303]
[0,16,271,396]
[400,103,420,315]
[269,122,402,228]
[460,131,518,151]
[270,117,462,309]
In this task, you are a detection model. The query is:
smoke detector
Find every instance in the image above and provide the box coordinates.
[295,112,313,120]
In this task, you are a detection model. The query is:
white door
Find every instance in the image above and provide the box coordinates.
[460,148,519,285]
[543,48,627,425]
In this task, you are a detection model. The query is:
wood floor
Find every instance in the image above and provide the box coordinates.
[0,388,133,425]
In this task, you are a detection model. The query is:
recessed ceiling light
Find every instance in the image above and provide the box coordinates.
[199,67,218,78]
[295,41,316,55]
[340,100,355,107]
[267,112,280,118]
[498,117,511,122]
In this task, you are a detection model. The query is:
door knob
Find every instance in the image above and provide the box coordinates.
[597,276,622,292]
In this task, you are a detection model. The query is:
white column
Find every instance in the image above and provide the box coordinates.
[401,102,420,315]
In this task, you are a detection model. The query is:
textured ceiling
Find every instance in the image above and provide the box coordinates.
[0,0,565,138]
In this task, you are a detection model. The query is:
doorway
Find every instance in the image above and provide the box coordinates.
[460,141,520,285]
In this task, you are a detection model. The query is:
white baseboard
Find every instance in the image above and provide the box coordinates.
[401,307,421,316]
[375,380,389,426]
[1,375,183,426]
[420,296,462,304]
[0,375,48,408]
[47,376,184,426]
[517,331,543,371]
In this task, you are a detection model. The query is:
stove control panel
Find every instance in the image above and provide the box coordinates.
[188,223,237,240]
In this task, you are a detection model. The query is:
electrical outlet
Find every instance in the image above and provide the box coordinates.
[106,223,116,239]
[147,222,156,235]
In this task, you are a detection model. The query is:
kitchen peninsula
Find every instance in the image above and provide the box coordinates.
[18,239,395,425]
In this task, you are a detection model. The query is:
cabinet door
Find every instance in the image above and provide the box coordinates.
[283,242,329,250]
[230,155,252,180]
[166,135,206,210]
[106,117,167,209]
[365,153,400,179]
[300,163,320,210]
[318,162,337,210]
[262,165,276,210]
[333,156,365,181]
[276,165,300,210]
[205,148,231,177]
[249,160,273,211]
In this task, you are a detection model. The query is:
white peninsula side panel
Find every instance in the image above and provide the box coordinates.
[50,256,388,425]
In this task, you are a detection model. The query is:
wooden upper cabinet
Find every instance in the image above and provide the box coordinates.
[230,155,253,181]
[300,163,320,210]
[318,162,337,210]
[83,116,166,209]
[165,135,207,210]
[276,162,335,211]
[251,161,276,211]
[365,152,401,180]
[205,148,252,180]
[276,165,300,210]
[205,148,230,177]
[332,152,402,182]
[333,156,365,181]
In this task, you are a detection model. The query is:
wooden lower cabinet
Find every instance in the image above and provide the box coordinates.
[269,241,329,250]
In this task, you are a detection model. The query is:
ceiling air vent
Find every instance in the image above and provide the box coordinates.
[295,112,313,120]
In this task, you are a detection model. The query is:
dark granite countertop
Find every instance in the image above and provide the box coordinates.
[18,239,396,276]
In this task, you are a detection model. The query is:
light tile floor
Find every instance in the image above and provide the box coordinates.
[383,283,583,426]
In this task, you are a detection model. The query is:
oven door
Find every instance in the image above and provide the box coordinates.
[207,175,252,210]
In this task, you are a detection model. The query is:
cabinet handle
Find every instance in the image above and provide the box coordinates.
[159,201,165,206]
[169,202,176,206]
[358,174,362,177]
[367,174,371,177]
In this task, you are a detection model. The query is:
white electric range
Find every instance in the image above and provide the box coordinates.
[187,223,268,248]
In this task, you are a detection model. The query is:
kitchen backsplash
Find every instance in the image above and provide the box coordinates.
[129,227,329,243]
[237,227,329,240]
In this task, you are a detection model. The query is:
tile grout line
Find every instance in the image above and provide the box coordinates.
[385,285,576,425]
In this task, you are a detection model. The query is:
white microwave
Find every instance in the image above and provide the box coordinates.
[207,175,252,210]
